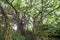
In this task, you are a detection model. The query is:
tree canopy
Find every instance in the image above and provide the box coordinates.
[0,0,60,40]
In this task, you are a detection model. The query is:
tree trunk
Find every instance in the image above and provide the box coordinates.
[0,5,12,40]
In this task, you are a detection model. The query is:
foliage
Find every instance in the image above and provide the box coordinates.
[0,0,60,40]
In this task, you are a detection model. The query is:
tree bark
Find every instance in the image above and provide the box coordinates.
[0,5,12,40]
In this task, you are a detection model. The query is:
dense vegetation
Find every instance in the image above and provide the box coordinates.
[0,0,60,40]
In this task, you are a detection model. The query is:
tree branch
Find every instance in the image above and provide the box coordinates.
[0,5,12,40]
[6,0,17,14]
[33,7,42,18]
[11,0,14,3]
[6,0,20,22]
[45,5,60,17]
[0,5,7,18]
[43,0,51,10]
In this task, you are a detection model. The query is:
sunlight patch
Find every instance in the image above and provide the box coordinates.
[12,24,17,30]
